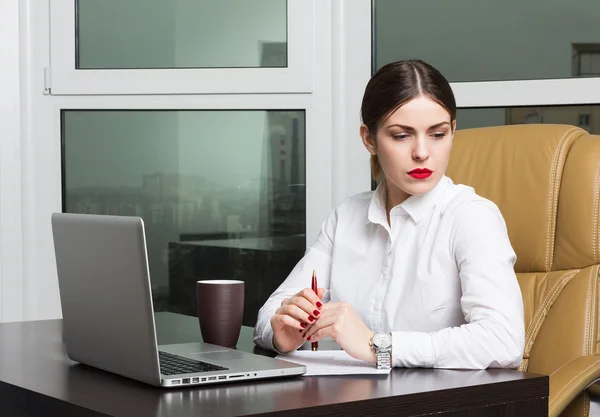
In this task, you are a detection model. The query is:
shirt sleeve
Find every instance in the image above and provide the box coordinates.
[391,200,525,369]
[252,206,337,352]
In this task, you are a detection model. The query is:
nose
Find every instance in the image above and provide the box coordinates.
[412,136,429,161]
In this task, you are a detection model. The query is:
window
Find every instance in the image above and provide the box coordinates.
[573,44,600,77]
[374,0,600,82]
[50,0,314,94]
[75,0,288,69]
[62,109,306,326]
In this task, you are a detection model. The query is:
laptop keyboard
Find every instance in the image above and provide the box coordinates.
[158,351,228,375]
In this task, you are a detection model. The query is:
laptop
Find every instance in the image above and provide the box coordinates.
[51,212,306,388]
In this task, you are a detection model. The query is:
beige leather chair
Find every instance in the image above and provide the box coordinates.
[447,124,600,417]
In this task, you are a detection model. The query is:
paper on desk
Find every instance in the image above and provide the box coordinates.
[276,350,391,376]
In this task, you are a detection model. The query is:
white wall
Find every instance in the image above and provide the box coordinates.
[0,0,24,322]
[13,0,64,323]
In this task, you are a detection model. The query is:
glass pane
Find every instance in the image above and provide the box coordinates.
[592,53,600,74]
[62,110,306,326]
[374,0,600,81]
[457,104,600,133]
[581,54,593,75]
[76,0,287,69]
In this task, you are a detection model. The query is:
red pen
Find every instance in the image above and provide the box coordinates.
[311,270,319,352]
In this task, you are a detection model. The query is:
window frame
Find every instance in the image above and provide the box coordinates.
[49,0,315,95]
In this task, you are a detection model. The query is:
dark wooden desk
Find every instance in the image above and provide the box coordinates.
[0,313,548,417]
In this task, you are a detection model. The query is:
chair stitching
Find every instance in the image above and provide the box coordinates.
[524,271,579,355]
[585,268,593,355]
[519,358,528,372]
[549,360,600,415]
[593,162,600,264]
[552,356,580,377]
[596,185,600,270]
[547,127,582,272]
[550,361,600,414]
[589,265,598,354]
[546,128,577,271]
[585,266,599,355]
[545,131,567,272]
[526,271,579,334]
[523,271,569,339]
[593,265,598,354]
[526,271,579,351]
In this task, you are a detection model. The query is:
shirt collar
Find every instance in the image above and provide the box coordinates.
[367,176,452,225]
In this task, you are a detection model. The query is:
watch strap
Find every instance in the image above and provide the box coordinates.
[376,350,391,369]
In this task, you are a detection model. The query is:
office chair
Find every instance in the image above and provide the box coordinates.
[447,124,600,417]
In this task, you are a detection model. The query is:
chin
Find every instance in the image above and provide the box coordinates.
[407,186,434,195]
[401,180,437,195]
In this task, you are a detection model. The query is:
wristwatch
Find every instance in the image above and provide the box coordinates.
[369,332,392,369]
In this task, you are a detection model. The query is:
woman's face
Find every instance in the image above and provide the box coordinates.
[361,95,455,198]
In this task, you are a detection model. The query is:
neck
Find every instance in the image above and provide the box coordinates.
[384,180,410,224]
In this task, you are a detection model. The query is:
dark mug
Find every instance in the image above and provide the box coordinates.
[196,280,244,349]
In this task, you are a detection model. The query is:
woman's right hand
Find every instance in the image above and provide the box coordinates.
[270,287,325,353]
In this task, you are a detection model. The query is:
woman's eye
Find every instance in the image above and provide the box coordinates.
[432,132,446,139]
[392,134,409,140]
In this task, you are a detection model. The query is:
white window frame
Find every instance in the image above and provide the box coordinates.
[453,79,600,107]
[49,0,315,95]
[330,0,372,200]
[0,0,24,323]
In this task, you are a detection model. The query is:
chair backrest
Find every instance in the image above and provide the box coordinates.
[446,124,600,376]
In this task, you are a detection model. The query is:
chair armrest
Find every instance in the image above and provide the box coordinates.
[549,356,600,417]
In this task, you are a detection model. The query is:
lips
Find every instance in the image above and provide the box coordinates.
[408,168,433,179]
[408,168,432,174]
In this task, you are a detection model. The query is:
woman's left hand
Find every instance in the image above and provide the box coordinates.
[301,301,376,363]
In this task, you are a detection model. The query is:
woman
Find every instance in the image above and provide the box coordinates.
[253,60,524,370]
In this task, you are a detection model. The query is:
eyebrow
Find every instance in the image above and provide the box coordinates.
[386,121,450,131]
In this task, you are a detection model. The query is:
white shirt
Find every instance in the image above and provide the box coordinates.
[253,176,525,369]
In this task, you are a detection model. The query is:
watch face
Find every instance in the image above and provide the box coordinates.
[373,333,392,349]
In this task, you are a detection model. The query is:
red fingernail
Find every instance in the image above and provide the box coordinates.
[300,323,307,328]
[316,302,323,308]
[306,336,311,341]
[313,310,320,316]
[308,316,314,322]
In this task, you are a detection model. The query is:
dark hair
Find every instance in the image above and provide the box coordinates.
[361,60,456,179]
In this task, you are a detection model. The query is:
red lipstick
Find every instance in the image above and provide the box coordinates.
[408,168,433,179]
